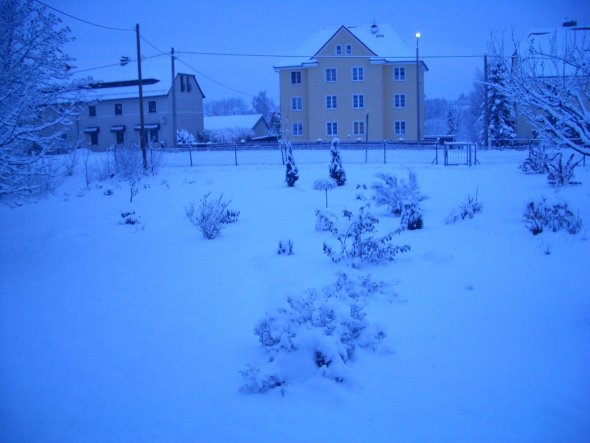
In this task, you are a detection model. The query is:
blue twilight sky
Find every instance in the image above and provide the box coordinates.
[49,0,589,104]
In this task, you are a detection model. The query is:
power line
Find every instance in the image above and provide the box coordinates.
[34,0,133,32]
[70,53,168,75]
[140,35,169,56]
[175,50,485,60]
[175,57,256,98]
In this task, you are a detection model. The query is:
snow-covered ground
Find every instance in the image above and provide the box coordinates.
[1,148,589,442]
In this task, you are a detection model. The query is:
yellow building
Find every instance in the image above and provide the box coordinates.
[274,23,427,142]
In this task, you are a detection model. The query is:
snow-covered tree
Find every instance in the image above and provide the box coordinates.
[329,138,346,186]
[176,129,196,146]
[484,59,517,146]
[488,30,590,156]
[284,142,299,187]
[251,91,276,121]
[447,106,458,136]
[0,0,87,196]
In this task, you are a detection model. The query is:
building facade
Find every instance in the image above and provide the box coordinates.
[69,73,205,151]
[274,24,427,142]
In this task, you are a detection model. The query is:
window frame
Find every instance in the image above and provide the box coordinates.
[394,94,406,108]
[353,121,365,136]
[148,100,157,113]
[292,122,303,136]
[291,71,302,84]
[394,66,406,81]
[88,105,96,117]
[352,94,365,109]
[291,96,302,111]
[394,120,406,136]
[326,121,338,136]
[114,103,123,115]
[352,67,364,81]
[325,95,337,110]
[325,68,337,82]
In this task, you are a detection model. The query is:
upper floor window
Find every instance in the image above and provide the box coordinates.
[88,105,96,117]
[325,68,337,82]
[352,67,364,81]
[181,75,186,92]
[291,97,302,111]
[186,76,192,92]
[346,44,352,55]
[352,94,364,109]
[335,45,342,55]
[148,100,157,113]
[114,103,122,115]
[326,95,337,109]
[395,120,406,135]
[326,121,338,136]
[394,94,406,108]
[291,71,302,84]
[394,67,406,81]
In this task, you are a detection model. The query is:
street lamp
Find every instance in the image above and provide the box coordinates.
[415,32,421,142]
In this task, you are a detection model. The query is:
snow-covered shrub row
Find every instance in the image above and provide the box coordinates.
[185,193,240,239]
[547,152,582,186]
[240,273,389,394]
[371,171,426,219]
[520,143,552,175]
[277,239,294,255]
[524,197,582,235]
[445,193,483,224]
[322,205,410,268]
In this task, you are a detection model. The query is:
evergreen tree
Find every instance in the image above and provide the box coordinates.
[485,60,516,146]
[447,107,458,135]
[328,138,346,186]
[284,142,299,187]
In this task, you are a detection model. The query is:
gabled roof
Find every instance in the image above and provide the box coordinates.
[274,23,417,70]
[204,114,268,131]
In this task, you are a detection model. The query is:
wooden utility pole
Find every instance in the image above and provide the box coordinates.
[483,53,489,147]
[171,47,177,147]
[135,23,147,170]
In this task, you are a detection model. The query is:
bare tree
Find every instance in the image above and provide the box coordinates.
[0,0,87,196]
[489,29,590,155]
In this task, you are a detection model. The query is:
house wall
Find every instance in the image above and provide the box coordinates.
[72,74,204,151]
[278,27,425,142]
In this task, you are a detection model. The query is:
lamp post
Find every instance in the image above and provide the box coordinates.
[415,32,421,143]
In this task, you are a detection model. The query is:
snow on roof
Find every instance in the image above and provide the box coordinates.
[80,80,170,102]
[204,114,265,131]
[274,23,414,69]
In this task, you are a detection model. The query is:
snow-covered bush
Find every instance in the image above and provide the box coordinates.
[371,171,426,217]
[176,129,196,147]
[313,178,337,208]
[446,193,483,224]
[277,239,294,255]
[524,198,582,235]
[322,206,410,268]
[547,152,582,186]
[315,209,337,232]
[519,143,551,174]
[241,274,388,393]
[112,143,143,202]
[284,142,299,187]
[400,201,423,230]
[120,210,140,226]
[329,138,346,186]
[185,193,240,239]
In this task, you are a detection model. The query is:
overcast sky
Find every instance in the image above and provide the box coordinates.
[50,0,589,104]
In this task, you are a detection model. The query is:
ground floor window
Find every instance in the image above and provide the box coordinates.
[90,132,98,145]
[292,122,303,136]
[326,121,338,136]
[353,121,365,136]
[394,121,406,136]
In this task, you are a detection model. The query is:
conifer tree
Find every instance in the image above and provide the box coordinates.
[284,142,299,187]
[328,138,346,186]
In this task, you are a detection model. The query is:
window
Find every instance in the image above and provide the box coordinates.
[181,75,186,92]
[346,44,352,55]
[291,71,302,84]
[394,94,406,108]
[186,76,192,92]
[114,103,122,115]
[291,97,302,111]
[395,121,406,135]
[115,130,125,144]
[353,94,364,109]
[326,122,338,136]
[292,122,303,136]
[148,128,159,143]
[394,67,406,81]
[353,121,365,136]
[352,67,364,81]
[326,95,337,109]
[148,100,157,113]
[325,68,336,82]
[335,45,342,55]
[88,105,96,117]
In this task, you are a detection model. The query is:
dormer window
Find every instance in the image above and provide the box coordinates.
[336,45,342,55]
[346,44,352,55]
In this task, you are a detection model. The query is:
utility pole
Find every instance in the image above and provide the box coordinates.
[416,32,422,143]
[483,53,489,147]
[135,23,147,170]
[171,47,177,147]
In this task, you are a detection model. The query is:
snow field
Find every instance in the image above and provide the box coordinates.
[1,148,589,442]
